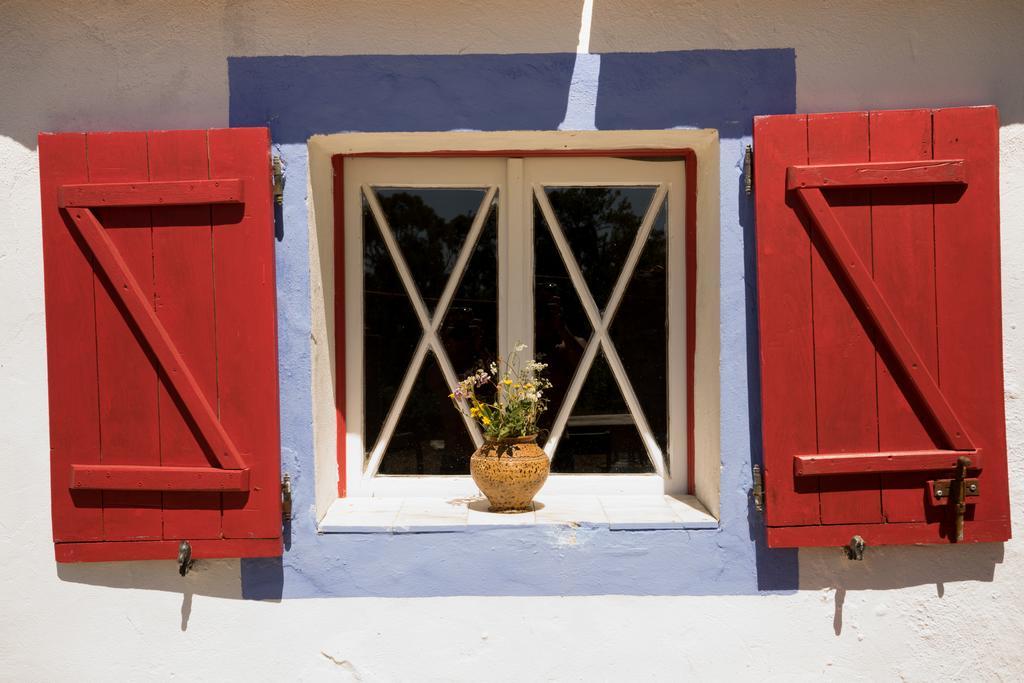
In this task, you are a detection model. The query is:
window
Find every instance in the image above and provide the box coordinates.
[344,154,687,497]
[309,131,720,517]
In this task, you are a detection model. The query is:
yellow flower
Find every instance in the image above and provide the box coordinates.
[482,416,492,426]
[470,406,479,416]
[448,393,455,398]
[503,378,512,385]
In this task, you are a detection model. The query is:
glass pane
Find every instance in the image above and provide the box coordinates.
[551,351,654,473]
[373,188,487,312]
[378,351,475,475]
[544,186,656,311]
[363,198,422,458]
[534,196,593,446]
[609,200,668,458]
[441,200,498,380]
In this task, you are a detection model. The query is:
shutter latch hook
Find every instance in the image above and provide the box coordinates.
[930,455,978,543]
[177,540,193,576]
[844,535,866,561]
[953,455,972,542]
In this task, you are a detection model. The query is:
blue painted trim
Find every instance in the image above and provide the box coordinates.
[229,49,798,598]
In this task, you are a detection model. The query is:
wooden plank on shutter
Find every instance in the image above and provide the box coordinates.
[933,106,1010,532]
[210,128,282,540]
[149,129,224,540]
[87,132,163,541]
[753,114,820,527]
[870,108,942,523]
[767,518,1010,548]
[39,133,103,543]
[55,537,281,563]
[806,111,882,525]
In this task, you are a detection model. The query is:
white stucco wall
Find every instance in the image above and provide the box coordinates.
[2,1,1023,679]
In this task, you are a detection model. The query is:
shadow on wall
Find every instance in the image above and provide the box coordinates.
[802,542,1006,636]
[57,558,267,630]
[799,542,1005,591]
[735,160,798,592]
[57,559,242,599]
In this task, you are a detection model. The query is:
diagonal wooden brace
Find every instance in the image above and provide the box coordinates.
[793,187,974,452]
[65,207,247,471]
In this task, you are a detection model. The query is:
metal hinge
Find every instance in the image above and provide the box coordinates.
[272,155,284,205]
[743,144,754,196]
[751,464,764,512]
[281,473,292,522]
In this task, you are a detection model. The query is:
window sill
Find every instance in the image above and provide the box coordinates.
[318,494,717,533]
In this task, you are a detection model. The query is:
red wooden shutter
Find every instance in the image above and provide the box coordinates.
[39,128,282,562]
[753,106,1010,548]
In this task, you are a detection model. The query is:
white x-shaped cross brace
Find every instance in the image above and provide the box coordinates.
[533,184,667,476]
[362,185,497,476]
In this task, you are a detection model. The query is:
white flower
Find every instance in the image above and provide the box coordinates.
[515,343,528,352]
[525,360,548,374]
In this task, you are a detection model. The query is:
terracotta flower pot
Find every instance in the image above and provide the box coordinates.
[470,434,549,512]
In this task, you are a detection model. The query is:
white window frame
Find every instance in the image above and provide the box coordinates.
[307,131,721,520]
[345,156,683,498]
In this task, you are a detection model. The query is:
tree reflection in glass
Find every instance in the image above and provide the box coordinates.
[365,188,497,474]
[535,187,665,473]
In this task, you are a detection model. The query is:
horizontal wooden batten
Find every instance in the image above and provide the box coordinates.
[794,450,982,476]
[786,159,965,190]
[70,465,250,491]
[55,537,280,563]
[59,179,244,208]
[767,519,1009,548]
